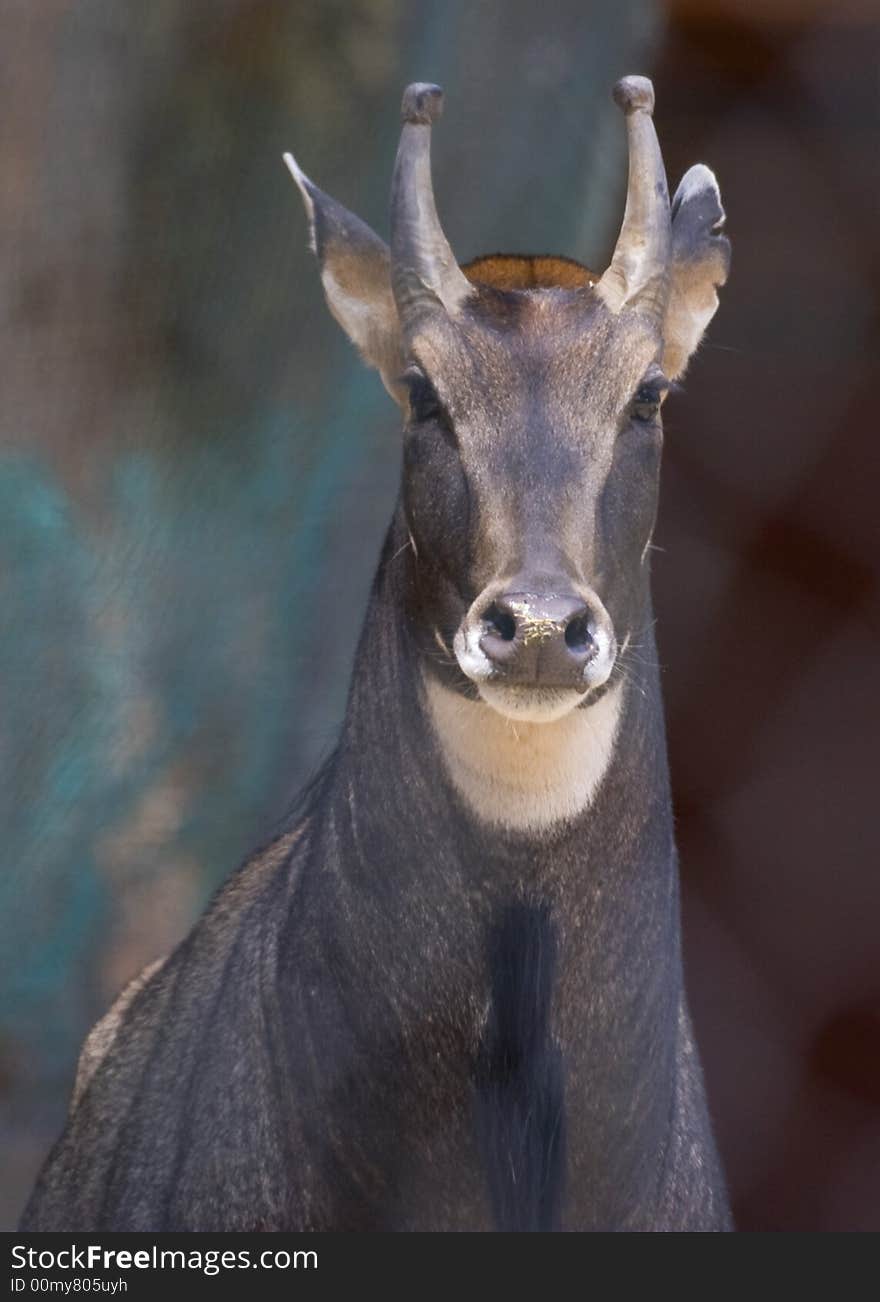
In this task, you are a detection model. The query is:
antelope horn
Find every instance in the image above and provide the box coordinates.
[595,77,671,321]
[390,83,472,327]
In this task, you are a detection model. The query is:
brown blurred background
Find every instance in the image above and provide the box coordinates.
[1,0,878,1230]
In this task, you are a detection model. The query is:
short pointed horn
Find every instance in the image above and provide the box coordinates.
[595,77,671,321]
[390,83,472,327]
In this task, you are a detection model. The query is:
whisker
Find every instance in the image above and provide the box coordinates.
[390,537,415,564]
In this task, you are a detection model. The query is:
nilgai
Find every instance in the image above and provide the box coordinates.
[23,76,732,1231]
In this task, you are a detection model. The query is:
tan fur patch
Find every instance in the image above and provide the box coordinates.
[462,254,598,291]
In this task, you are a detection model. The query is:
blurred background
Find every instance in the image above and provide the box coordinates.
[1,0,877,1230]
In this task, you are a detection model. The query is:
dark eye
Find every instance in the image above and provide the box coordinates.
[403,366,449,428]
[629,368,670,425]
[630,387,662,424]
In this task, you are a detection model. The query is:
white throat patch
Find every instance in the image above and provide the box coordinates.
[423,675,623,832]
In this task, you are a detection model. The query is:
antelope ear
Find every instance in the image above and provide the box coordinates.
[662,165,731,381]
[284,154,406,404]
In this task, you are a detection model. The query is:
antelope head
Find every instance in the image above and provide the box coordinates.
[286,78,729,725]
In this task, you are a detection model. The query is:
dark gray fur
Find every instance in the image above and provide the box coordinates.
[22,506,730,1231]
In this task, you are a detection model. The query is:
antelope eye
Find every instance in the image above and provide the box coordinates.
[630,370,669,424]
[630,388,662,423]
[403,367,446,426]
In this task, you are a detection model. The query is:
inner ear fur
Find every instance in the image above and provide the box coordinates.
[285,154,406,404]
[663,164,731,382]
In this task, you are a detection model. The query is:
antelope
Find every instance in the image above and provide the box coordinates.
[22,76,732,1232]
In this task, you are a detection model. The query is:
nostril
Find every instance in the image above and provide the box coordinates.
[564,612,593,655]
[483,601,517,643]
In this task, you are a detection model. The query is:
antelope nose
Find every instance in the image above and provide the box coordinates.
[479,592,596,686]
